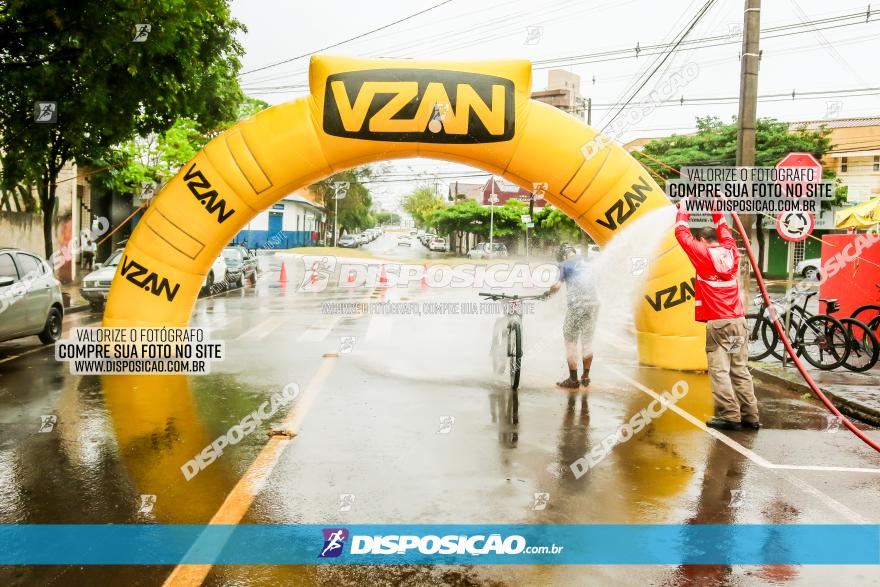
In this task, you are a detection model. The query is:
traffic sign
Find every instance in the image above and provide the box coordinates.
[776,211,814,242]
[521,214,532,223]
[775,152,822,197]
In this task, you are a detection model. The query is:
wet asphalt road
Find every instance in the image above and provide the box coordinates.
[1,232,879,586]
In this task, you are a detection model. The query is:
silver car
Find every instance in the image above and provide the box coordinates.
[0,248,64,344]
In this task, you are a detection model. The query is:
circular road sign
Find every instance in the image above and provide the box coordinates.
[776,211,814,242]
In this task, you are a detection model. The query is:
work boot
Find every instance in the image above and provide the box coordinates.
[580,373,591,387]
[741,420,761,430]
[556,377,579,389]
[706,418,743,431]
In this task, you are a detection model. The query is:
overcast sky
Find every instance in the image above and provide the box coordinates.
[230,0,880,212]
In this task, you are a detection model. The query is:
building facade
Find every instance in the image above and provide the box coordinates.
[232,192,325,249]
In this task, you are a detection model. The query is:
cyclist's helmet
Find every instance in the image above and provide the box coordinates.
[556,243,577,262]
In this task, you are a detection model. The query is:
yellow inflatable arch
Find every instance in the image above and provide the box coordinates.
[104,55,705,371]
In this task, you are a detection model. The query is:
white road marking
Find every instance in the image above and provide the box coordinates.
[297,315,340,342]
[605,364,872,523]
[234,316,278,341]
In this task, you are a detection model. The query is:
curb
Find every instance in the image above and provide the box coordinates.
[64,303,92,315]
[751,365,880,427]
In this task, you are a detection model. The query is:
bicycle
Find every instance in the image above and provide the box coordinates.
[747,291,851,370]
[851,283,880,333]
[480,292,545,391]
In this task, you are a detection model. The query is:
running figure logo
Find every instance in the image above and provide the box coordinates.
[319,528,349,558]
[299,256,337,292]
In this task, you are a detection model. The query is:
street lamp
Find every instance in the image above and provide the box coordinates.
[488,178,499,251]
[331,181,349,246]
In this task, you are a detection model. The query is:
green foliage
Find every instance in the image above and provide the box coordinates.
[402,186,445,227]
[0,0,245,256]
[311,167,375,233]
[640,116,846,206]
[375,211,401,225]
[533,205,585,243]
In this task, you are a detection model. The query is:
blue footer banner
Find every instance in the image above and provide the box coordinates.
[0,525,878,565]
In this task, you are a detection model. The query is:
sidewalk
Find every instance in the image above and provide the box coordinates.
[751,361,880,426]
[60,276,91,314]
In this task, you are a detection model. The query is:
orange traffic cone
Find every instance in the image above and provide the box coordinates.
[420,264,429,290]
[346,269,356,285]
[279,262,288,283]
[378,264,388,287]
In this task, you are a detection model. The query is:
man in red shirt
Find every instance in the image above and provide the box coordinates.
[675,203,760,431]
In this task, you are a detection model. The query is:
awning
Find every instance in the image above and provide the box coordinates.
[835,196,880,229]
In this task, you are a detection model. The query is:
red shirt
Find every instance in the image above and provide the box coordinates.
[674,209,744,322]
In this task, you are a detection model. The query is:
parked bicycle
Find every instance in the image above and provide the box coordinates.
[851,283,880,334]
[746,291,853,370]
[480,292,545,390]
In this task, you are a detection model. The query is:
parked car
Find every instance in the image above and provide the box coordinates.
[338,235,358,248]
[202,254,229,292]
[466,242,509,259]
[795,257,821,280]
[222,245,258,287]
[81,248,228,309]
[0,248,63,344]
[420,233,436,246]
[429,237,448,252]
[398,235,412,247]
[80,248,123,310]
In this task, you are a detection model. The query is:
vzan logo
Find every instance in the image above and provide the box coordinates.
[645,278,696,311]
[596,176,654,231]
[184,163,235,224]
[120,255,181,302]
[322,69,515,143]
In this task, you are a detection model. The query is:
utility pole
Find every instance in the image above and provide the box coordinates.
[736,0,761,170]
[736,0,761,295]
[586,97,592,125]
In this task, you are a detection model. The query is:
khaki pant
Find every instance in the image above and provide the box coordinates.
[706,318,759,423]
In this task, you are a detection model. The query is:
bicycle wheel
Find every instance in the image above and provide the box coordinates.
[839,318,880,372]
[797,315,850,370]
[851,304,880,326]
[508,322,522,391]
[762,312,798,361]
[746,313,775,361]
[870,315,880,336]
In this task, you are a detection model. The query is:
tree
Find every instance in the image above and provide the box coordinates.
[402,186,445,227]
[310,167,376,237]
[375,211,401,225]
[637,116,845,264]
[0,0,245,259]
[92,97,270,199]
[533,205,587,245]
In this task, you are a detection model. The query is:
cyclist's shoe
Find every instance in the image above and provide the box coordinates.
[556,377,580,389]
[706,417,743,431]
[741,420,761,430]
[580,374,591,387]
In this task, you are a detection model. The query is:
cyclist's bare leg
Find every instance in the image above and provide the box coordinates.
[557,340,580,389]
[581,353,593,386]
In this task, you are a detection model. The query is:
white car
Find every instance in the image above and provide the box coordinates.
[0,248,63,344]
[795,257,820,280]
[467,243,508,259]
[429,237,448,252]
[81,249,227,309]
[398,235,412,247]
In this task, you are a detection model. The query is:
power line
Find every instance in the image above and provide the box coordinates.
[601,0,719,133]
[238,0,454,77]
[241,7,877,89]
